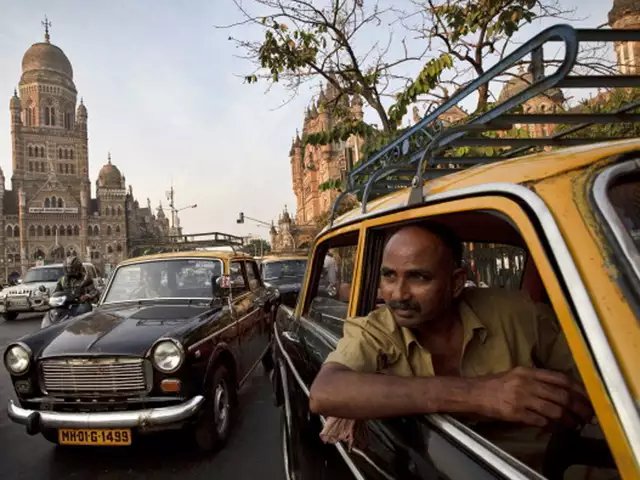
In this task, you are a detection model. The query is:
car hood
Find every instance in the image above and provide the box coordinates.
[40,303,214,358]
[3,281,57,296]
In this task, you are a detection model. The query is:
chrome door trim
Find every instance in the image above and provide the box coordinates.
[420,181,640,461]
[274,323,365,480]
[592,159,640,282]
[187,308,258,352]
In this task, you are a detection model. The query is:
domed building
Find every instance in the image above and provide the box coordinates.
[2,24,171,276]
[609,0,640,74]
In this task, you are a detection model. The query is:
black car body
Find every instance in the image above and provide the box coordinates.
[260,256,308,308]
[4,251,275,450]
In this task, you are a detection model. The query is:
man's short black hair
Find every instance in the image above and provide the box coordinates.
[386,221,464,267]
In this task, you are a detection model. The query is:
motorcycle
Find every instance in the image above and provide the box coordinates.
[40,290,93,329]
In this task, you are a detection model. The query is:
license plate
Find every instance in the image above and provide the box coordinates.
[8,297,28,307]
[58,428,132,446]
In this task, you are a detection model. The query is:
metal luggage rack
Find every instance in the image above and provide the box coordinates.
[329,24,640,225]
[129,232,245,255]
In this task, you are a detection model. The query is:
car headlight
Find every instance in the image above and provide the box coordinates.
[49,296,67,307]
[4,343,31,374]
[151,339,184,373]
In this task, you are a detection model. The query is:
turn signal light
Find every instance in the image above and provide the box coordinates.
[160,379,182,393]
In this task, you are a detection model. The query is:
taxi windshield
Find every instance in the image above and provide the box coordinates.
[262,260,307,280]
[103,259,223,303]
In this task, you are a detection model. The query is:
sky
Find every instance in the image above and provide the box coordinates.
[0,0,611,241]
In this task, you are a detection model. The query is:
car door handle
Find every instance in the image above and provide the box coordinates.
[281,330,300,344]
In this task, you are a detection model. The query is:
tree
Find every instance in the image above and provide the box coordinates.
[241,238,272,257]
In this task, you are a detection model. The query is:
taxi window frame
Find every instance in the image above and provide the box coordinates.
[351,194,625,478]
[592,157,640,312]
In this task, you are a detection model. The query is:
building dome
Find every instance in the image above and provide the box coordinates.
[609,0,640,24]
[98,154,124,188]
[21,42,73,79]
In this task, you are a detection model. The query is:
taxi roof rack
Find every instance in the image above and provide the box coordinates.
[129,232,245,255]
[330,24,640,225]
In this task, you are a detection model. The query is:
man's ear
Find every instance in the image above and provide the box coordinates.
[452,267,466,298]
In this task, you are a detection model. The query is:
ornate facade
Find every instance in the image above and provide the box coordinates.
[610,0,640,74]
[2,26,170,278]
[269,206,315,254]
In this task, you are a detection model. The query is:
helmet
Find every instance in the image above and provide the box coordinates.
[63,256,84,279]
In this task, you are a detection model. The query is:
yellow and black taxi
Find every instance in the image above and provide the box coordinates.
[4,248,275,451]
[260,254,308,308]
[273,26,640,479]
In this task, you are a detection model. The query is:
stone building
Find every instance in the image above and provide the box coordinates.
[610,0,640,74]
[2,25,170,278]
[269,206,315,254]
[289,83,364,225]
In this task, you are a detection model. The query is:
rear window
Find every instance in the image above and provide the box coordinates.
[608,171,640,250]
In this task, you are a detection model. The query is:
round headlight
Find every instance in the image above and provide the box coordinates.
[4,344,31,374]
[152,340,184,373]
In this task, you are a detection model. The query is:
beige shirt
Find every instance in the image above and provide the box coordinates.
[325,287,579,471]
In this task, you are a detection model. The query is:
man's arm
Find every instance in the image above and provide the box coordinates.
[310,363,592,428]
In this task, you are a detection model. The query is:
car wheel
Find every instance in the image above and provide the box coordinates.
[193,365,235,452]
[1,312,18,321]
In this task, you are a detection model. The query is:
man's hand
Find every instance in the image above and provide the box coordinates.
[79,294,90,302]
[475,367,593,428]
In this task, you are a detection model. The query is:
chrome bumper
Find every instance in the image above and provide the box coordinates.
[7,396,204,431]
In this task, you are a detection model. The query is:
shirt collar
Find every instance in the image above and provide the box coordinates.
[394,298,488,352]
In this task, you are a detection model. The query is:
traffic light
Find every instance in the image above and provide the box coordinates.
[236,212,245,224]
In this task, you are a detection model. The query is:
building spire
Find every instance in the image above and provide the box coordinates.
[42,15,52,43]
[107,152,112,164]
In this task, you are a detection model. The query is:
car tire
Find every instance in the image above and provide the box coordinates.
[1,312,18,321]
[192,365,235,452]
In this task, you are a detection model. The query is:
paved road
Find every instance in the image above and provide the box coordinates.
[0,314,285,480]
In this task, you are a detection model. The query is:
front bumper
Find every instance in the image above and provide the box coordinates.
[7,396,204,432]
[0,295,49,313]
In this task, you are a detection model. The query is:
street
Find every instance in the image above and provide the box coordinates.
[0,314,285,480]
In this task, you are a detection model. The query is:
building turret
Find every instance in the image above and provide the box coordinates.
[76,98,87,125]
[10,90,21,125]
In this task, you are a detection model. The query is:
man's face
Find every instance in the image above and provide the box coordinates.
[379,226,465,329]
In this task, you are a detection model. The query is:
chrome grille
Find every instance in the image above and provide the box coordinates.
[41,358,149,396]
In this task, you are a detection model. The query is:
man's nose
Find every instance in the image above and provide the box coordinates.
[390,277,411,301]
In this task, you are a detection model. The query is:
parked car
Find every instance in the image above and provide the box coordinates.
[4,250,276,450]
[0,262,100,321]
[272,26,639,480]
[260,255,308,308]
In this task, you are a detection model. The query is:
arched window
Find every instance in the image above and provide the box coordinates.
[44,198,51,208]
[37,225,43,237]
[58,148,62,159]
[44,226,51,236]
[117,207,122,216]
[70,165,75,175]
[73,225,80,236]
[51,196,57,207]
[115,225,121,234]
[70,150,74,159]
[45,107,50,126]
[28,226,35,237]
[107,225,112,236]
[64,149,68,160]
[25,108,32,126]
[107,245,113,254]
[58,198,64,208]
[110,207,116,216]
[39,147,44,157]
[14,226,19,238]
[66,225,73,236]
[33,249,45,261]
[94,226,100,236]
[64,165,69,174]
[29,146,33,156]
[6,225,13,237]
[41,162,45,172]
[59,225,65,236]
[116,244,122,253]
[52,225,57,236]
[29,162,33,172]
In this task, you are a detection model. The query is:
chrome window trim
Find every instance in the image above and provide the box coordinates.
[592,159,640,282]
[421,182,640,462]
[187,308,258,352]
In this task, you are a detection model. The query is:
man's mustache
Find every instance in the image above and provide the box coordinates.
[387,300,420,312]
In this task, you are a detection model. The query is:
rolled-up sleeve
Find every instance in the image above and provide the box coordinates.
[325,316,394,373]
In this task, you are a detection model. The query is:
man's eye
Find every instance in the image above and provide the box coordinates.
[380,271,394,279]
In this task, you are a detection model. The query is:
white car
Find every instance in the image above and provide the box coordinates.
[0,262,101,321]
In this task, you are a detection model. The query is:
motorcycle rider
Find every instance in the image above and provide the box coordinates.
[53,256,99,312]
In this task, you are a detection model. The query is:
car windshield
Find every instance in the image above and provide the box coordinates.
[103,259,223,303]
[23,267,64,284]
[262,260,307,280]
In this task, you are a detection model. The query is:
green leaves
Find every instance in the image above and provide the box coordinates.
[388,53,453,126]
